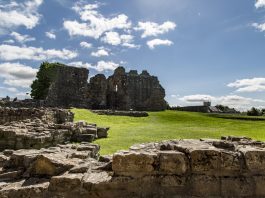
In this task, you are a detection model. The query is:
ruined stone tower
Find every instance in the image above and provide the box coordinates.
[104,67,166,111]
[46,66,89,108]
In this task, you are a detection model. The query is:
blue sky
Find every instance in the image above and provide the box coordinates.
[0,0,265,110]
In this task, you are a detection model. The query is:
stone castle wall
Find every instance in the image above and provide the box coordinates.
[43,65,166,111]
[1,136,265,197]
[104,67,166,111]
[46,66,89,108]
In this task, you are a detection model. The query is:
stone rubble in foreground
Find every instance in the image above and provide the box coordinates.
[0,107,109,151]
[0,136,265,197]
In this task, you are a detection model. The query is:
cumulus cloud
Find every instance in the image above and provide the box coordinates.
[91,48,109,57]
[64,2,131,39]
[45,31,56,39]
[10,32,35,43]
[227,78,265,92]
[69,61,119,72]
[0,62,37,88]
[80,41,92,48]
[147,39,173,49]
[0,44,78,61]
[135,21,176,38]
[178,94,265,110]
[252,22,265,32]
[101,31,139,48]
[255,0,265,8]
[0,0,43,33]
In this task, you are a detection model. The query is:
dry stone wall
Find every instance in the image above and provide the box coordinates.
[1,136,265,197]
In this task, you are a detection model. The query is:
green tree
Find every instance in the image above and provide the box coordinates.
[247,107,262,116]
[30,62,62,99]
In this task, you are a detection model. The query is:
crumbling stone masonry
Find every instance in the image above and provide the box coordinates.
[0,107,73,125]
[46,66,89,108]
[0,107,109,151]
[1,136,265,197]
[45,65,166,111]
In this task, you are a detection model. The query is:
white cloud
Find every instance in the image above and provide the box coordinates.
[63,2,131,39]
[0,0,43,33]
[91,48,109,57]
[101,32,122,46]
[178,94,265,110]
[227,78,265,92]
[252,22,265,32]
[94,61,119,72]
[255,0,265,8]
[11,31,35,43]
[80,41,93,48]
[0,62,37,88]
[69,61,119,72]
[179,94,215,103]
[0,44,78,61]
[101,31,139,48]
[147,39,173,49]
[69,61,92,69]
[45,31,56,39]
[135,21,176,38]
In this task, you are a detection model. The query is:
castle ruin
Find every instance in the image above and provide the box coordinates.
[45,65,167,111]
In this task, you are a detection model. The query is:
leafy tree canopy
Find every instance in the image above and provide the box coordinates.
[30,62,63,99]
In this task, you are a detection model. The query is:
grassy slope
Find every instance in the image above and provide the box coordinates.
[72,109,265,155]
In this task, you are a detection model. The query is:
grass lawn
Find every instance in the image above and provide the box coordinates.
[72,109,265,155]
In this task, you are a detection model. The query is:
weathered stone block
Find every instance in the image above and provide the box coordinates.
[112,152,156,176]
[158,151,188,175]
[97,127,109,138]
[48,173,83,192]
[239,146,265,172]
[29,154,75,176]
[0,178,49,198]
[220,151,241,174]
[190,149,220,173]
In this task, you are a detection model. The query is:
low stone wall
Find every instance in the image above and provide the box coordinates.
[92,110,149,117]
[0,107,74,124]
[0,136,265,197]
[0,119,109,151]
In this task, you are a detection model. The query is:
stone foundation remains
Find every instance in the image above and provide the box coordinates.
[0,108,109,151]
[92,110,149,117]
[1,136,265,197]
[0,107,73,125]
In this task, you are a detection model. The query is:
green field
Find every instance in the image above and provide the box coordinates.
[72,109,265,155]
